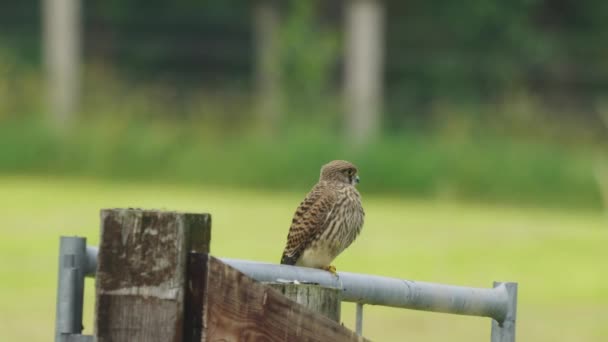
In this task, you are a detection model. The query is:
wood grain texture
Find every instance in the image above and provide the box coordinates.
[266,283,341,323]
[95,209,211,342]
[198,256,368,342]
[184,253,209,342]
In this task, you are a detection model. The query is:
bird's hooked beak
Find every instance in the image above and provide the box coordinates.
[355,175,360,184]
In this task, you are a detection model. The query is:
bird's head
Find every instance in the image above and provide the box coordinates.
[320,160,360,186]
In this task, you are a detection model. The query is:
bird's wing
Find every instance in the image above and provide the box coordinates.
[280,186,337,265]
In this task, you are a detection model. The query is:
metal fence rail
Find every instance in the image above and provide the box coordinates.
[57,238,518,341]
[220,257,511,322]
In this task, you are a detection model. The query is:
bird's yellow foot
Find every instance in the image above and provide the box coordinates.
[323,265,337,274]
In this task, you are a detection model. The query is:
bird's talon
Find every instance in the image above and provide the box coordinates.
[324,265,337,274]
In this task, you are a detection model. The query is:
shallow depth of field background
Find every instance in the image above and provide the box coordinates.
[1,1,608,341]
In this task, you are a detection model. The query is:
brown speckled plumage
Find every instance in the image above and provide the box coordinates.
[280,160,365,269]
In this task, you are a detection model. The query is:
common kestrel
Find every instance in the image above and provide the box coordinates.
[280,160,365,273]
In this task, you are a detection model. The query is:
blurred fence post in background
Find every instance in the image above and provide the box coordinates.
[593,163,608,212]
[254,0,282,137]
[345,0,385,145]
[43,0,81,130]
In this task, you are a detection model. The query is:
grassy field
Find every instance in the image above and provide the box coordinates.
[0,176,606,341]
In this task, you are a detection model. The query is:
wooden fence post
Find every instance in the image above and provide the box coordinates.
[266,283,342,322]
[94,209,211,342]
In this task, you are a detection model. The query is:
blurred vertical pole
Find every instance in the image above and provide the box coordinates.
[254,0,282,137]
[43,0,81,131]
[344,0,384,145]
[594,163,608,212]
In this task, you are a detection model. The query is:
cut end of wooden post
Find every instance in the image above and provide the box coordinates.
[266,282,342,322]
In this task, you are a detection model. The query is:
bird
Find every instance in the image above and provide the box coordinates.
[280,160,365,274]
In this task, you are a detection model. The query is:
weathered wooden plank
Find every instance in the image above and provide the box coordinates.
[266,283,342,322]
[95,209,211,342]
[194,256,368,342]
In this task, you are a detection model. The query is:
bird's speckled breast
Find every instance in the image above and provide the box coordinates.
[297,186,364,268]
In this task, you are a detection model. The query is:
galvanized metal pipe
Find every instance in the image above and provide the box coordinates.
[58,257,79,333]
[55,237,87,342]
[219,258,510,322]
[355,303,364,336]
[491,282,518,342]
[83,248,511,323]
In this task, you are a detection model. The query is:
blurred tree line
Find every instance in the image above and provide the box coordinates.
[0,0,606,208]
[2,0,608,138]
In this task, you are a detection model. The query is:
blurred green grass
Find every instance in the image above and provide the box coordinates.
[0,54,605,209]
[0,118,603,209]
[0,176,606,341]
